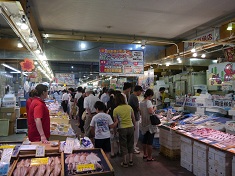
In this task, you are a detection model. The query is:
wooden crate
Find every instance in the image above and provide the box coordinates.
[160,145,180,160]
[8,152,64,176]
[63,148,114,176]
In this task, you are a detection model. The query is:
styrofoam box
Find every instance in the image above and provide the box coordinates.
[193,166,208,176]
[181,136,193,144]
[209,159,232,175]
[181,159,193,172]
[181,151,193,163]
[193,146,208,160]
[193,157,207,170]
[181,142,193,153]
[228,110,235,116]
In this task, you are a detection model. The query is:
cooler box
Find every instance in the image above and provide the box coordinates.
[2,94,16,107]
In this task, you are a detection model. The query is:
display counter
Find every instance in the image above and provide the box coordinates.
[0,137,113,176]
[159,124,235,176]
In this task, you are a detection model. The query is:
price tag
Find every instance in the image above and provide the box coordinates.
[35,146,45,157]
[31,157,48,166]
[64,138,75,154]
[0,148,13,163]
[0,162,9,175]
[0,145,15,149]
[77,163,95,172]
[12,146,20,158]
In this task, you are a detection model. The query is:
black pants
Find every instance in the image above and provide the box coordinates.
[61,101,68,113]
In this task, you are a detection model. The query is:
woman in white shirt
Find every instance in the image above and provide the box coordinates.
[139,89,156,162]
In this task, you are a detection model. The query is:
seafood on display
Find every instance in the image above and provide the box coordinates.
[65,152,103,175]
[13,156,61,176]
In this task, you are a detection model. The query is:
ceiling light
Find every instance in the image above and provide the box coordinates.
[129,48,132,50]
[135,44,141,48]
[34,61,38,65]
[191,48,196,53]
[201,54,206,58]
[29,30,34,43]
[44,34,49,38]
[178,60,182,63]
[80,43,86,49]
[227,22,233,31]
[71,66,74,69]
[166,62,170,66]
[17,41,23,48]
[177,57,181,61]
[141,40,146,49]
[193,53,197,57]
[35,48,40,54]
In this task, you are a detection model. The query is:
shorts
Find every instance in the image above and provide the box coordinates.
[95,138,111,153]
[142,131,154,145]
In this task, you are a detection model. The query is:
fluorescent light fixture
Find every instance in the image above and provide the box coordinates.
[20,22,28,30]
[28,36,34,43]
[2,63,21,73]
[201,54,206,58]
[17,41,23,48]
[227,22,233,30]
[35,48,40,54]
[193,53,197,57]
[135,44,141,48]
[191,48,196,53]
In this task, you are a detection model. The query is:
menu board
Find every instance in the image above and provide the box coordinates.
[99,48,144,76]
[55,73,75,85]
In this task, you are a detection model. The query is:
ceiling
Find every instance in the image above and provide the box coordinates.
[1,0,235,83]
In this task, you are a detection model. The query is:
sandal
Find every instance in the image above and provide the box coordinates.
[147,158,156,162]
[129,161,133,166]
[121,162,128,168]
[143,155,148,159]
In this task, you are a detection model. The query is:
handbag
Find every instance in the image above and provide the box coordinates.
[150,114,161,125]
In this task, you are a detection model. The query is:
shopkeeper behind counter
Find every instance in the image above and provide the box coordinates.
[28,84,50,143]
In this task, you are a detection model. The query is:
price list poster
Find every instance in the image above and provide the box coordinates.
[99,48,144,76]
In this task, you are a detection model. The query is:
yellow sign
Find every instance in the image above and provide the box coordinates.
[31,157,48,166]
[77,163,95,172]
[0,145,15,149]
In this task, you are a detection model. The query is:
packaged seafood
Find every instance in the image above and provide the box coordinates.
[8,153,63,176]
[64,148,114,176]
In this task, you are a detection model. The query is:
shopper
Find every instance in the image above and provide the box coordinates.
[100,88,110,104]
[61,89,69,113]
[122,82,132,103]
[128,85,143,154]
[156,87,166,109]
[90,101,118,154]
[77,89,86,133]
[84,88,100,138]
[107,89,121,158]
[140,89,157,161]
[28,84,50,143]
[195,89,202,96]
[113,93,135,167]
[26,89,37,114]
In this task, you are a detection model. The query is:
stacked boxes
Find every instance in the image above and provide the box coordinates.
[193,141,208,176]
[159,127,180,159]
[208,147,233,176]
[180,136,193,172]
[232,156,235,176]
[0,107,16,136]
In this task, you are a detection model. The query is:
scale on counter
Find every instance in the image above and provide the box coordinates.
[16,118,28,133]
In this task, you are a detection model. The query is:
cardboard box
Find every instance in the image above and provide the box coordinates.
[0,107,15,113]
[0,112,16,122]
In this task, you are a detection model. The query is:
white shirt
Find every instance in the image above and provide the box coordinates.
[100,93,110,104]
[75,92,82,100]
[62,93,69,101]
[90,112,113,139]
[84,94,100,113]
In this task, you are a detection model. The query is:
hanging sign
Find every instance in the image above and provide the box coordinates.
[55,73,75,85]
[20,58,35,72]
[99,48,144,76]
[184,29,220,51]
